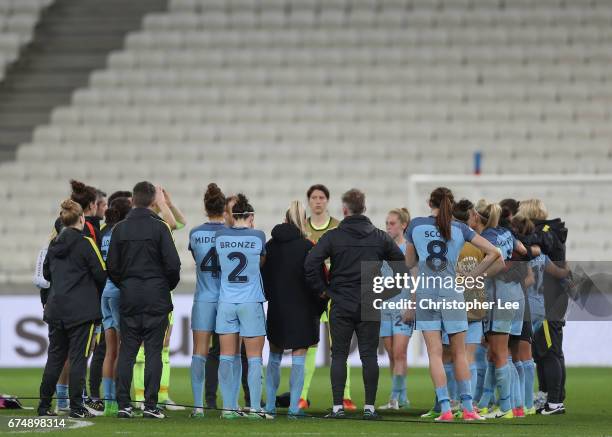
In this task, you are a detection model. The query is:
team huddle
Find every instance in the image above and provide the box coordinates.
[35,179,572,422]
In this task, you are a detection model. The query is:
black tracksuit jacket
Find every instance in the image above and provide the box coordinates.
[106,208,181,316]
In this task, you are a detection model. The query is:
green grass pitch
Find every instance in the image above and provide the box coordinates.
[1,367,610,436]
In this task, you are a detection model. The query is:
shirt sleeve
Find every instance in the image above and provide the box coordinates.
[405,220,415,244]
[258,231,266,256]
[460,222,476,242]
[544,255,551,266]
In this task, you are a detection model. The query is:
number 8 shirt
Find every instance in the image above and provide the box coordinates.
[406,216,476,333]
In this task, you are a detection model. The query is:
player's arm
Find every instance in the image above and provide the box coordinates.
[468,234,502,278]
[83,237,107,294]
[522,263,535,288]
[304,232,332,296]
[514,239,528,257]
[545,257,570,279]
[106,225,123,286]
[155,186,177,230]
[163,187,187,230]
[160,222,181,290]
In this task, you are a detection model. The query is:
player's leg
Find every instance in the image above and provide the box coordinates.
[56,361,70,412]
[288,348,307,416]
[449,330,480,419]
[487,333,513,417]
[38,323,70,415]
[102,296,120,415]
[142,313,169,417]
[205,333,220,409]
[116,315,143,417]
[378,335,394,407]
[102,327,118,415]
[190,301,216,417]
[68,322,97,417]
[389,334,410,408]
[216,302,241,417]
[158,314,174,407]
[133,344,145,406]
[299,343,318,408]
[327,306,353,416]
[442,345,457,407]
[191,330,211,417]
[265,343,283,414]
[88,328,105,411]
[422,330,453,420]
[355,319,380,419]
[239,302,267,417]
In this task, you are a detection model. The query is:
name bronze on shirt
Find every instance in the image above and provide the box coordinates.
[219,240,257,249]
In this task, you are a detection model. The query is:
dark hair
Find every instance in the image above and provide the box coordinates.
[204,183,226,217]
[96,189,107,201]
[307,184,330,200]
[70,179,97,211]
[341,188,366,215]
[132,181,156,208]
[108,190,132,205]
[452,198,474,223]
[232,193,254,217]
[500,198,520,229]
[430,187,455,241]
[60,199,83,227]
[511,215,535,237]
[105,197,132,227]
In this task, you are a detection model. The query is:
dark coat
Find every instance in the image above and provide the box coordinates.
[106,208,181,316]
[304,214,406,315]
[43,227,107,328]
[262,223,323,349]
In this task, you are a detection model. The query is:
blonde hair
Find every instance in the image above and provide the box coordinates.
[60,199,83,227]
[475,199,501,229]
[285,200,308,237]
[517,199,548,221]
[388,207,411,231]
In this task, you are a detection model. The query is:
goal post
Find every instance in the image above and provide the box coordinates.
[408,173,612,262]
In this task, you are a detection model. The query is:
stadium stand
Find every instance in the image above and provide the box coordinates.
[0,0,51,79]
[0,0,611,284]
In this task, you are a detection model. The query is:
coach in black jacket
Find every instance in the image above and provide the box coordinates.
[304,189,405,419]
[38,199,107,418]
[107,181,181,419]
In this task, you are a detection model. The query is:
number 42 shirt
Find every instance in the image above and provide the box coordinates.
[215,227,266,304]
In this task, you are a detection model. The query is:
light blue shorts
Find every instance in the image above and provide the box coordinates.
[102,296,120,331]
[415,289,468,334]
[191,300,217,332]
[486,280,524,335]
[380,311,414,337]
[215,302,266,337]
[442,321,483,345]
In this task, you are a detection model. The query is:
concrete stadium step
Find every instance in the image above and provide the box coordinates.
[0,0,168,161]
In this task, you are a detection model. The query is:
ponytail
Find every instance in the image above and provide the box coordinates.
[285,200,308,237]
[429,187,455,241]
[475,199,501,230]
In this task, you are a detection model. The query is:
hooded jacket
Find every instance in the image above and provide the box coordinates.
[106,208,181,316]
[304,214,406,314]
[262,223,323,348]
[530,218,569,321]
[42,227,107,328]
